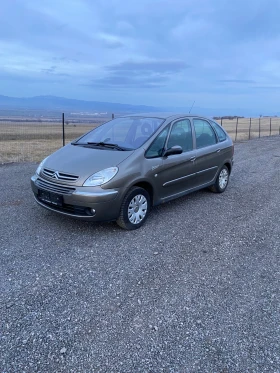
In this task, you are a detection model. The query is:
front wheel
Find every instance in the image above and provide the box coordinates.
[209,165,230,193]
[116,187,150,230]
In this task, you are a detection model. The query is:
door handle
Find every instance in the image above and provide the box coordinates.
[189,157,196,162]
[216,149,221,153]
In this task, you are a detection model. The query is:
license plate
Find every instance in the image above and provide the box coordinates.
[38,190,63,206]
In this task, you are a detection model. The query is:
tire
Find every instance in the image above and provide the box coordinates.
[209,165,230,193]
[116,187,150,230]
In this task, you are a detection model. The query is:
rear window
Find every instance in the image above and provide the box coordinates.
[193,119,217,148]
[209,120,227,142]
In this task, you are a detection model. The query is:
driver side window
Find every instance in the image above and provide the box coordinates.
[145,126,170,159]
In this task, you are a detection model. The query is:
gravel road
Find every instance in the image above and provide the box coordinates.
[1,137,279,373]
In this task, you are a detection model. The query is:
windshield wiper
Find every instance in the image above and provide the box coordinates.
[86,142,130,151]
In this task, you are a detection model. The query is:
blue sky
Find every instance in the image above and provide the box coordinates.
[1,0,280,112]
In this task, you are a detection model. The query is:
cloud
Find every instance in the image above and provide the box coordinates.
[87,76,166,89]
[254,86,280,90]
[87,59,190,89]
[41,66,57,74]
[106,60,190,74]
[0,0,280,112]
[219,79,256,84]
[41,66,71,77]
[95,33,125,48]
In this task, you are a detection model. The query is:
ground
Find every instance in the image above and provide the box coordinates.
[0,137,279,373]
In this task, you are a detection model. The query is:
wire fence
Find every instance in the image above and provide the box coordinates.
[0,114,107,163]
[217,117,280,142]
[0,114,279,163]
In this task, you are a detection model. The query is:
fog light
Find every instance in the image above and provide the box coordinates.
[91,208,96,215]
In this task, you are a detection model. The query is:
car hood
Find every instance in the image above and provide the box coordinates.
[42,143,134,185]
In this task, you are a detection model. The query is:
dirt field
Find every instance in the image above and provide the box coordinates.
[0,122,97,163]
[0,117,279,163]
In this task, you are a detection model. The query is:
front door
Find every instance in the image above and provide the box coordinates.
[154,119,198,201]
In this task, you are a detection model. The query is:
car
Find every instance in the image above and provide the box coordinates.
[31,113,234,230]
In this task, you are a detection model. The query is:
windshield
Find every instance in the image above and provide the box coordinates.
[75,117,165,150]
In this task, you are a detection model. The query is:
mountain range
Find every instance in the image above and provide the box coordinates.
[0,94,277,117]
[0,94,161,114]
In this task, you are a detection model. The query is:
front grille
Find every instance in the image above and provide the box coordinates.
[42,168,79,182]
[35,178,75,195]
[61,203,93,216]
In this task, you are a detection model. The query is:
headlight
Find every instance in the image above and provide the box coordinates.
[36,156,49,175]
[83,167,118,187]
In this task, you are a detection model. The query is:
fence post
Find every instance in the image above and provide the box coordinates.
[221,117,223,127]
[112,113,115,119]
[249,117,251,140]
[270,117,272,136]
[259,117,261,138]
[235,117,238,141]
[62,112,65,146]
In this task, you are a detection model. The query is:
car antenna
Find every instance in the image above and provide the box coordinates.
[189,100,195,113]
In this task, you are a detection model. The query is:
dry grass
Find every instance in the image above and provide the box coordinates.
[220,117,280,141]
[0,118,279,163]
[0,122,97,163]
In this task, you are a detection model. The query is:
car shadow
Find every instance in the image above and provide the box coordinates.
[31,187,214,234]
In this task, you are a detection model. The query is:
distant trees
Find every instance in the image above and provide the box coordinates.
[213,116,244,120]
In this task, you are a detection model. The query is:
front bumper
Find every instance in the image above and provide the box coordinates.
[31,175,122,221]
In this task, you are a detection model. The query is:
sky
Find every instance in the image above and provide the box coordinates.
[1,0,280,113]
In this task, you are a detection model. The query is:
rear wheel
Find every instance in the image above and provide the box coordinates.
[209,165,229,193]
[116,187,150,230]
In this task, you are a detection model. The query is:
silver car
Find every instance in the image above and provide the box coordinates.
[31,113,234,230]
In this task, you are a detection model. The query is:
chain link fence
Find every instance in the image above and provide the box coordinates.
[0,114,279,163]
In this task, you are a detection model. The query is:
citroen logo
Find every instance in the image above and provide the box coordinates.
[51,171,59,179]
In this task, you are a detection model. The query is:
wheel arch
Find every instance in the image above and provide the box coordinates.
[131,181,154,206]
[224,162,232,174]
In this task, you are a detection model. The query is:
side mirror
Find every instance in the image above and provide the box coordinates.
[163,145,183,157]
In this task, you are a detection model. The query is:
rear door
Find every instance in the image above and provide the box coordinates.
[192,118,224,185]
